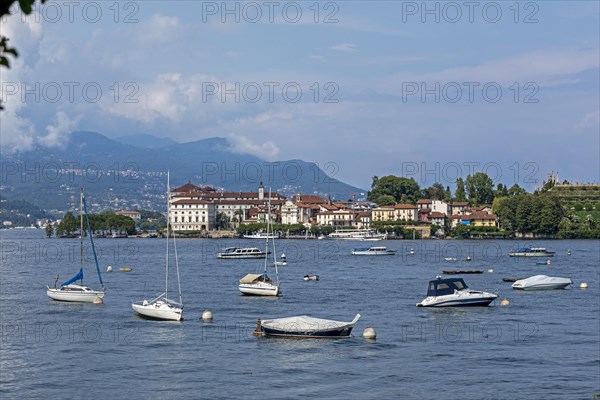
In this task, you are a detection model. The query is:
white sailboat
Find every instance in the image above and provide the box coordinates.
[47,190,105,303]
[132,173,183,321]
[239,190,281,296]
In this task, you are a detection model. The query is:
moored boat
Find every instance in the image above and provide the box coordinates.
[218,247,270,259]
[351,246,396,256]
[511,275,572,290]
[47,190,105,304]
[253,314,361,338]
[509,245,556,257]
[417,276,498,307]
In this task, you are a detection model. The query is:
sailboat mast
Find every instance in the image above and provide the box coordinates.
[80,189,83,267]
[165,171,170,300]
[268,189,279,284]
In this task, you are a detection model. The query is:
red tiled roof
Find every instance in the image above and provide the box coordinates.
[429,212,445,218]
[292,195,326,204]
[463,212,497,220]
[172,183,201,193]
[394,203,417,209]
[450,202,469,206]
[417,199,432,204]
[172,199,212,205]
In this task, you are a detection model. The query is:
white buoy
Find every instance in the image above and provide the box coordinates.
[201,309,213,321]
[579,282,588,289]
[107,266,113,272]
[363,326,377,340]
[488,268,494,273]
[500,298,510,306]
[546,259,552,266]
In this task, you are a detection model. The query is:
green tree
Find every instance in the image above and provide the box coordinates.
[558,217,572,231]
[536,195,562,235]
[423,183,445,200]
[495,183,509,197]
[216,212,230,229]
[465,172,494,205]
[57,212,78,236]
[515,195,533,233]
[374,195,396,206]
[585,214,595,230]
[443,186,452,202]
[45,223,54,238]
[508,184,527,196]
[368,175,421,204]
[455,178,466,202]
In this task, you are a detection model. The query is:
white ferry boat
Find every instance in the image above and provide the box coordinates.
[327,229,386,241]
[351,246,397,256]
[509,245,556,257]
[217,247,270,259]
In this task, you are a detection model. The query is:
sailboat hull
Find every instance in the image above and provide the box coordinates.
[132,302,183,321]
[239,282,280,296]
[47,285,104,303]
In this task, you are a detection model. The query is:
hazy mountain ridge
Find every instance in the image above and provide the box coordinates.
[1,132,366,214]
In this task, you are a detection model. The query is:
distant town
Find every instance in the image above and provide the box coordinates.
[5,171,599,240]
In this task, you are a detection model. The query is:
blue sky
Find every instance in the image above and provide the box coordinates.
[1,1,598,191]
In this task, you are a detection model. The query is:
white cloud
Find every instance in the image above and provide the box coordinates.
[330,43,357,52]
[225,134,280,160]
[39,111,79,148]
[576,110,600,130]
[0,11,43,152]
[385,48,600,90]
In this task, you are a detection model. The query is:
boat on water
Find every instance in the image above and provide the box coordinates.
[253,314,361,338]
[132,173,183,321]
[511,275,572,290]
[239,190,281,296]
[243,231,279,239]
[303,274,319,281]
[351,246,396,256]
[327,229,386,241]
[217,247,270,259]
[509,245,556,257]
[443,270,483,275]
[47,190,105,303]
[416,276,498,307]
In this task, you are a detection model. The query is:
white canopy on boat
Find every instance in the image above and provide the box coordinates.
[239,274,263,284]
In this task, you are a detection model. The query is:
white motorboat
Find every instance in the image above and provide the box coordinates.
[303,274,319,281]
[417,276,498,307]
[47,190,105,303]
[218,247,270,259]
[239,189,281,296]
[132,173,183,321]
[509,245,556,257]
[243,231,279,239]
[511,275,572,290]
[253,314,360,338]
[351,246,396,256]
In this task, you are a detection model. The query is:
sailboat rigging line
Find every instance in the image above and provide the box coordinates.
[173,230,183,308]
[81,191,104,288]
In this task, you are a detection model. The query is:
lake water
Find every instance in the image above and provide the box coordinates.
[1,229,598,399]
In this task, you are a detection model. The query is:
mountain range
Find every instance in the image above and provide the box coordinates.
[1,131,366,214]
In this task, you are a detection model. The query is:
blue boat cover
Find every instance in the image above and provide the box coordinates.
[426,277,468,297]
[62,268,83,286]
